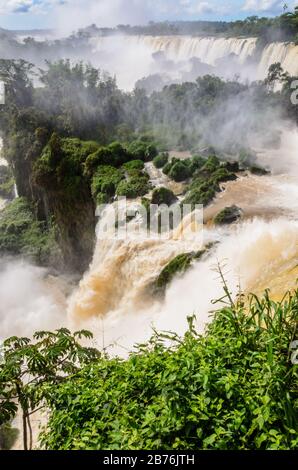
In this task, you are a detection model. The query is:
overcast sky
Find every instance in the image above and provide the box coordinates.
[0,0,297,30]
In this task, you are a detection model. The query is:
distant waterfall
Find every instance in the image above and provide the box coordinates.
[258,42,298,78]
[133,35,258,65]
[91,35,298,89]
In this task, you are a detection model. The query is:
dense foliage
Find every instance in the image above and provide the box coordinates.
[0,197,60,266]
[39,289,298,450]
[182,156,237,208]
[0,328,100,450]
[76,9,298,43]
[0,58,297,270]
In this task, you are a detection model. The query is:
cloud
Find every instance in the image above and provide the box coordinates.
[51,0,150,32]
[242,0,285,13]
[0,0,35,14]
[179,0,216,15]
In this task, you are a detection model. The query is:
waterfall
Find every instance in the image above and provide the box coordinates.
[90,35,298,89]
[134,35,258,65]
[258,42,298,78]
[66,127,298,352]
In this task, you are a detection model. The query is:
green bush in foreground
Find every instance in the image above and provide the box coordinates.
[41,289,298,450]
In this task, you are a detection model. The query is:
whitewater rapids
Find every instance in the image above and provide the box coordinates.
[69,168,298,354]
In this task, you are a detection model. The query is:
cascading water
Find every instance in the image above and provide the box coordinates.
[68,130,298,354]
[90,35,298,89]
[258,41,298,78]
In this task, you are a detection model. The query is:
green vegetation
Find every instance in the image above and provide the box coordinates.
[116,172,151,199]
[91,165,123,204]
[163,156,206,182]
[100,9,298,43]
[214,206,242,225]
[151,250,207,296]
[151,187,177,206]
[182,157,237,208]
[0,177,14,200]
[0,198,61,266]
[35,288,298,450]
[122,160,145,173]
[0,59,296,271]
[127,141,158,162]
[153,152,169,169]
[0,285,297,450]
[34,135,99,197]
[0,166,14,200]
[0,328,100,450]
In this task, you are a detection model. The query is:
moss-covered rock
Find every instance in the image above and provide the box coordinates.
[214,205,242,225]
[151,250,207,296]
[33,136,97,272]
[250,165,270,176]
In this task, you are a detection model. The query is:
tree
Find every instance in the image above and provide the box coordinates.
[0,328,100,450]
[265,62,289,88]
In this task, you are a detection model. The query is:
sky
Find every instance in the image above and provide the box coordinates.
[0,0,297,31]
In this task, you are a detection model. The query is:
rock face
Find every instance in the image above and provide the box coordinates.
[4,133,96,273]
[39,187,96,273]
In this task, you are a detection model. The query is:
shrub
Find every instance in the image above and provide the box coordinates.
[91,166,123,201]
[116,174,151,199]
[210,168,237,185]
[122,160,145,173]
[214,206,242,225]
[201,155,220,173]
[108,142,131,166]
[127,141,158,162]
[151,187,177,206]
[41,290,298,450]
[185,155,206,174]
[168,161,190,182]
[183,184,218,207]
[0,198,61,266]
[153,153,169,169]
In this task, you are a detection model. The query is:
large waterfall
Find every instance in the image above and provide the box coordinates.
[125,36,258,65]
[90,35,298,89]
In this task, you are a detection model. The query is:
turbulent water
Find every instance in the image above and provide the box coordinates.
[1,37,298,353]
[90,35,298,89]
[67,130,298,354]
